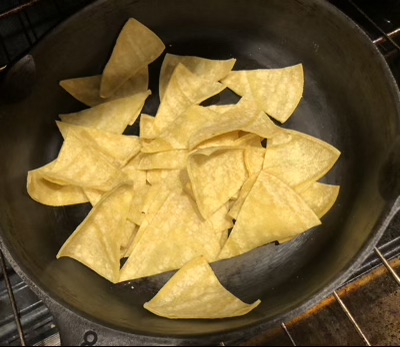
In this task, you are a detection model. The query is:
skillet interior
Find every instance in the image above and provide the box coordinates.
[0,0,399,339]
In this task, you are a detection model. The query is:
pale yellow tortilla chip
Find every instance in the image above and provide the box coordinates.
[140,114,159,139]
[219,171,321,260]
[144,256,260,319]
[146,169,190,193]
[244,147,266,176]
[187,147,248,218]
[227,174,258,220]
[234,133,263,147]
[59,67,148,107]
[188,97,279,150]
[276,182,340,245]
[263,129,341,191]
[27,161,89,206]
[208,202,234,234]
[141,105,222,153]
[122,154,148,189]
[100,18,165,98]
[119,191,221,281]
[57,184,133,283]
[120,219,138,259]
[83,187,104,206]
[222,64,304,123]
[197,131,239,149]
[298,182,340,219]
[45,131,129,191]
[159,54,236,99]
[127,183,151,226]
[152,64,225,135]
[205,104,236,114]
[56,121,141,167]
[138,150,188,170]
[59,90,151,133]
[218,229,229,249]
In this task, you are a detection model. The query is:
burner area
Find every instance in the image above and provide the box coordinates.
[0,1,399,346]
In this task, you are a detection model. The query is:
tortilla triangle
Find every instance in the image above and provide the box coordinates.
[144,256,260,319]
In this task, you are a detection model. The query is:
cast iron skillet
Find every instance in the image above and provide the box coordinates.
[0,0,399,345]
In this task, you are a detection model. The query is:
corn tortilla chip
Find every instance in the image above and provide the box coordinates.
[244,147,266,176]
[119,191,221,281]
[59,90,151,133]
[187,147,248,218]
[159,54,236,99]
[222,64,304,123]
[188,97,279,150]
[228,174,258,220]
[100,18,165,98]
[138,150,188,170]
[56,121,141,167]
[59,67,148,107]
[46,132,129,191]
[144,256,260,319]
[57,184,133,283]
[298,182,340,218]
[27,161,89,206]
[140,114,159,139]
[141,105,222,153]
[122,154,148,189]
[263,129,341,191]
[83,187,104,206]
[152,64,225,135]
[197,131,239,149]
[219,171,321,260]
[120,219,138,259]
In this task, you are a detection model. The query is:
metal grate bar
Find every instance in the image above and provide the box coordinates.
[347,0,400,52]
[373,27,400,46]
[374,247,400,285]
[0,33,11,64]
[17,12,33,46]
[0,0,43,21]
[281,322,296,346]
[333,291,371,346]
[21,5,38,41]
[0,250,26,346]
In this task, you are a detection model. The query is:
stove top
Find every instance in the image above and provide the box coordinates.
[0,0,399,346]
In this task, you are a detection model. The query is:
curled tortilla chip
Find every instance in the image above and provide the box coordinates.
[27,161,89,206]
[57,184,133,283]
[59,90,151,133]
[100,18,165,98]
[188,97,279,150]
[59,67,148,107]
[159,54,236,99]
[144,256,260,319]
[56,121,141,167]
[152,64,225,135]
[45,131,129,191]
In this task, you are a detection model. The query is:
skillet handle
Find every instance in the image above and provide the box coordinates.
[44,297,229,346]
[44,298,158,346]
